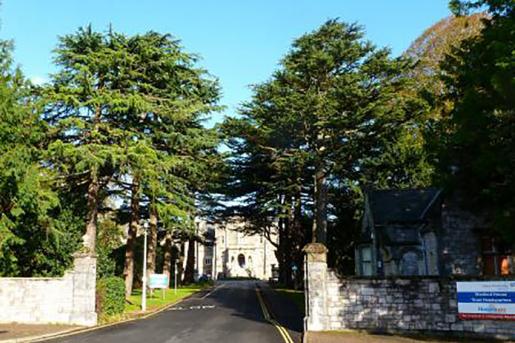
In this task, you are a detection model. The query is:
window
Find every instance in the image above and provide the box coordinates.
[359,246,373,276]
[204,258,212,266]
[481,237,512,276]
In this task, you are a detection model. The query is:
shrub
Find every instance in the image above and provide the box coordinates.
[96,246,116,279]
[96,276,125,316]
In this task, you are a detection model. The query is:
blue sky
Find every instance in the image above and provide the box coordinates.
[1,0,451,126]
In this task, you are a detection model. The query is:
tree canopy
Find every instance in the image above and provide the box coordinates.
[0,39,82,276]
[1,0,513,281]
[221,19,432,280]
[1,26,222,279]
[435,0,515,242]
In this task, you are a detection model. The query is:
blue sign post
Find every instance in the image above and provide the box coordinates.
[149,274,169,289]
[149,274,169,300]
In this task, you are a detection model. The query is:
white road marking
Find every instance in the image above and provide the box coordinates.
[201,283,225,299]
[168,305,216,311]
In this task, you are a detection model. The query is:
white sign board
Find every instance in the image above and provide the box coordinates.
[457,281,515,320]
[149,274,169,289]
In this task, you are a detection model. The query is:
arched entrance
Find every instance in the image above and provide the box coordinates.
[237,254,246,268]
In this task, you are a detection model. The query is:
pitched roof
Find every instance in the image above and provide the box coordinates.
[367,188,442,225]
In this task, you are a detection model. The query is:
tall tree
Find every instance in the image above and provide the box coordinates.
[221,112,311,286]
[436,0,514,242]
[225,20,424,244]
[274,20,426,243]
[222,20,428,279]
[125,31,221,291]
[405,13,485,105]
[42,27,135,253]
[0,39,80,276]
[43,27,221,295]
[0,38,84,276]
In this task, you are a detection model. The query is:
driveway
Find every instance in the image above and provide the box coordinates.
[44,280,301,343]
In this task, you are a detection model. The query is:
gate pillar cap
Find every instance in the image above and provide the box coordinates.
[303,243,328,263]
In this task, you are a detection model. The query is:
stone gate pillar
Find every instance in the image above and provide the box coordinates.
[303,243,329,332]
[69,253,97,326]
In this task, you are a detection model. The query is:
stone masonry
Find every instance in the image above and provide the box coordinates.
[440,204,483,276]
[304,243,515,340]
[0,253,97,326]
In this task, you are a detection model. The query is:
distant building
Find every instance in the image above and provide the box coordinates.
[184,218,278,280]
[355,188,514,277]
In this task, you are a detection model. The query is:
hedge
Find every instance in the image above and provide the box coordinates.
[96,276,125,316]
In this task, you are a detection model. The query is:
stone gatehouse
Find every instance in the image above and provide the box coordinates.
[304,189,514,340]
[304,244,515,340]
[355,189,514,278]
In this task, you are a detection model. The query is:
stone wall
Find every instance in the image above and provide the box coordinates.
[440,204,483,276]
[304,243,514,340]
[0,253,97,326]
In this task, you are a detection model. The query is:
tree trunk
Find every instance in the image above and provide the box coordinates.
[284,216,294,288]
[312,166,327,243]
[277,215,293,288]
[124,175,140,298]
[82,90,103,253]
[83,171,99,252]
[277,217,287,285]
[177,243,185,285]
[162,231,173,287]
[292,193,305,289]
[183,237,195,284]
[147,203,158,278]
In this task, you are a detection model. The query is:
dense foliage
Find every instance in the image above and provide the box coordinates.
[434,0,515,242]
[220,0,514,279]
[220,20,431,281]
[0,40,83,276]
[41,27,222,295]
[1,0,513,282]
[0,27,222,284]
[96,276,126,316]
[405,13,485,103]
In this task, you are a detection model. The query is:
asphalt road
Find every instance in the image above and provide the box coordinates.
[45,280,301,343]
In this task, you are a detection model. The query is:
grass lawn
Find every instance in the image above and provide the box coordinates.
[125,285,205,313]
[274,288,305,315]
[99,284,210,324]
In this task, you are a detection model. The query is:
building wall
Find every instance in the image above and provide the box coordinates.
[440,205,482,276]
[0,254,97,326]
[190,219,278,280]
[304,244,514,340]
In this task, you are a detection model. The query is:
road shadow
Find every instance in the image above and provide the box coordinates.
[206,280,303,342]
[258,283,304,339]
